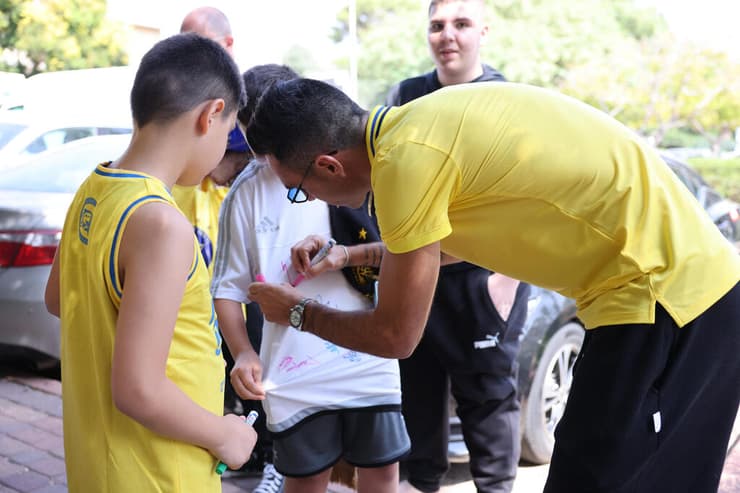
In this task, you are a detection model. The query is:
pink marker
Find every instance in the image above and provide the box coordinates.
[255,274,266,282]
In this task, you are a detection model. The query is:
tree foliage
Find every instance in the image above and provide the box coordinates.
[0,0,128,76]
[331,0,740,151]
[561,34,740,150]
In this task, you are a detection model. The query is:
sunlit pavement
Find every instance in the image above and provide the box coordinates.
[0,374,737,493]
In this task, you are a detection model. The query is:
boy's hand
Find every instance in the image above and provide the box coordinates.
[210,414,257,470]
[230,349,265,400]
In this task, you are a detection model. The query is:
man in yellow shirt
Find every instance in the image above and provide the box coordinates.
[245,79,740,493]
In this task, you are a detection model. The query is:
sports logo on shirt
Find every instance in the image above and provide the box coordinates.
[78,197,96,245]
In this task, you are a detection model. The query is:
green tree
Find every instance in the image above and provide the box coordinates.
[332,0,666,104]
[561,33,740,151]
[283,44,317,76]
[481,0,665,86]
[0,0,127,76]
[332,0,430,105]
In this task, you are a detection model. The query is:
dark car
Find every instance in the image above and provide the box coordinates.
[448,154,739,465]
[662,154,740,250]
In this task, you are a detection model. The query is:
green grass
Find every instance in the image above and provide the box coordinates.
[688,157,740,203]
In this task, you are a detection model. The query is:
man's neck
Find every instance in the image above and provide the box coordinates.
[437,63,484,87]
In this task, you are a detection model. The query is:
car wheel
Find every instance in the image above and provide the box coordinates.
[520,322,584,464]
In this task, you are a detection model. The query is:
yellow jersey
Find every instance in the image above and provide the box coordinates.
[172,177,229,275]
[367,82,740,329]
[59,164,224,492]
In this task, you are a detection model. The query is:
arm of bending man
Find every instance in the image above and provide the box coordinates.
[249,241,441,359]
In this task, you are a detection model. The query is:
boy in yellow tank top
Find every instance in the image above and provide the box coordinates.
[44,33,256,492]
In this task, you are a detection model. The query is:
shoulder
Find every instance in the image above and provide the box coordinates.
[479,64,507,82]
[127,200,193,243]
[387,71,436,105]
[228,161,270,194]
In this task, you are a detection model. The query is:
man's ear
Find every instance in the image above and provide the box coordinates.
[222,35,235,52]
[314,153,345,177]
[196,99,226,135]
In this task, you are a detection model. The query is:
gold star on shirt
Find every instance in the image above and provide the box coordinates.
[358,228,367,240]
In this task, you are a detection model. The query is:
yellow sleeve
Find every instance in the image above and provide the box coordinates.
[372,142,459,254]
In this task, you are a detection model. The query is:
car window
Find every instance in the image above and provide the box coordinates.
[0,136,128,193]
[0,122,26,149]
[97,127,132,136]
[700,187,723,209]
[670,165,700,197]
[22,127,96,155]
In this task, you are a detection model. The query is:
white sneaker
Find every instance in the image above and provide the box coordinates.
[252,463,285,493]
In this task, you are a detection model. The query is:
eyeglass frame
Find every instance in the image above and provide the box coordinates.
[286,150,337,204]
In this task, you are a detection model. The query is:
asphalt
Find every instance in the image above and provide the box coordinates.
[0,374,738,493]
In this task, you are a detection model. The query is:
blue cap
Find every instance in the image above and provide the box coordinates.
[226,126,249,153]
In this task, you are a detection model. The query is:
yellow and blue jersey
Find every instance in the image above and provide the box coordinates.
[172,177,229,275]
[59,163,224,492]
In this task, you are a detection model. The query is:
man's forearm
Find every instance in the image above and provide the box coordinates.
[301,303,422,359]
[347,242,385,268]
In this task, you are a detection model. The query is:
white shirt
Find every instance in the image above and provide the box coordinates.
[211,162,401,432]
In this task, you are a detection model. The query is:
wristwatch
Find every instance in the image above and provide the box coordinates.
[289,298,314,331]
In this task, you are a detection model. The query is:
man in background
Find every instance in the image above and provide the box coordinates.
[386,2,528,492]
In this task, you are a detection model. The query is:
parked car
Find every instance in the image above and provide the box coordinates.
[0,111,131,171]
[662,154,740,249]
[0,134,131,363]
[448,154,740,465]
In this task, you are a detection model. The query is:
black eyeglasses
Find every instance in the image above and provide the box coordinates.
[286,151,337,204]
[286,160,313,203]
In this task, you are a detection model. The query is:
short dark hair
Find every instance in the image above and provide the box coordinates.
[131,33,245,127]
[238,64,300,128]
[246,78,366,171]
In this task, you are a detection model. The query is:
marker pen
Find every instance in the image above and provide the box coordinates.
[291,238,336,286]
[215,410,259,475]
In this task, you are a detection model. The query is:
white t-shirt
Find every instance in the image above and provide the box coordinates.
[211,162,401,432]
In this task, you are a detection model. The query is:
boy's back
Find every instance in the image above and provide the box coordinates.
[60,164,223,491]
[45,32,257,491]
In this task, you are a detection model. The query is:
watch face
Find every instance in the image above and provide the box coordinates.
[289,307,302,328]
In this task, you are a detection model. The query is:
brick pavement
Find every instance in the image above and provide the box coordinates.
[0,375,738,493]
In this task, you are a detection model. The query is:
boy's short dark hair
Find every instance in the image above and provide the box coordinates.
[131,33,245,127]
[238,64,300,128]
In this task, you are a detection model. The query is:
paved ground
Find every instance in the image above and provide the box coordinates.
[0,374,738,492]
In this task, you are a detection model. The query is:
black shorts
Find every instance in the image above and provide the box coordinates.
[272,407,410,477]
[545,283,740,493]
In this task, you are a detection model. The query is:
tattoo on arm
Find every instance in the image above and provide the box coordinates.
[363,244,385,267]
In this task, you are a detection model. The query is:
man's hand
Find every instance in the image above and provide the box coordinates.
[248,282,304,326]
[487,273,520,321]
[290,234,347,280]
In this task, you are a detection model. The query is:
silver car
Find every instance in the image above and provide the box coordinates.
[0,134,130,363]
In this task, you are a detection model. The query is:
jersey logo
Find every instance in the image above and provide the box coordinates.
[194,226,213,267]
[78,197,96,245]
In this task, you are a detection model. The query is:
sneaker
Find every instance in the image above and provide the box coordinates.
[252,463,285,493]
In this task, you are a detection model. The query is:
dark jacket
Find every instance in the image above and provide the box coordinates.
[386,64,506,106]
